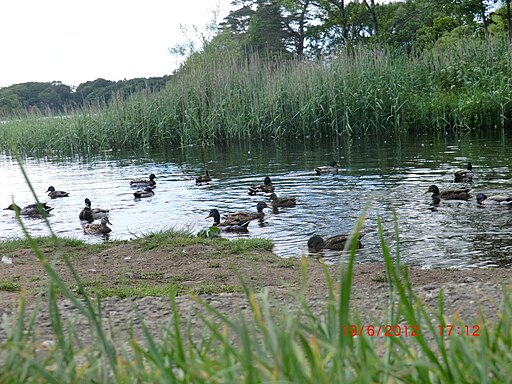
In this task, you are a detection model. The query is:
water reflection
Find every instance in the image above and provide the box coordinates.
[2,132,512,269]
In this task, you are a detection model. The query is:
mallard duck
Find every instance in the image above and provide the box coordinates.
[79,198,110,223]
[130,173,157,188]
[476,192,512,205]
[83,216,112,234]
[196,170,212,184]
[4,203,54,217]
[133,187,155,198]
[454,163,474,182]
[248,176,275,195]
[315,161,339,175]
[307,233,364,252]
[205,209,250,233]
[46,186,69,199]
[269,193,297,207]
[219,201,270,225]
[427,185,470,200]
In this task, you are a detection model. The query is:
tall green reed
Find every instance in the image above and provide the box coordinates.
[1,38,511,155]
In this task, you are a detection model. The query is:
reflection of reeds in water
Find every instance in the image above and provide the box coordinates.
[1,39,511,155]
[3,150,512,382]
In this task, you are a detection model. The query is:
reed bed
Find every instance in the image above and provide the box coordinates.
[1,161,512,382]
[1,38,511,154]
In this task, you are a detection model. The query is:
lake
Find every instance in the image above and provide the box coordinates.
[2,131,512,269]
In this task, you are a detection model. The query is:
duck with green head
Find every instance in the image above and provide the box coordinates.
[427,185,470,200]
[476,192,512,206]
[4,203,54,217]
[46,186,69,199]
[205,209,250,233]
[315,161,339,175]
[248,176,275,195]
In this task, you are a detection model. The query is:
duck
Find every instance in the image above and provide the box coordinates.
[426,185,471,200]
[133,187,155,198]
[269,193,297,207]
[315,161,339,175]
[196,170,212,184]
[130,173,157,188]
[219,201,270,225]
[4,203,54,217]
[454,163,474,182]
[83,216,112,234]
[248,176,275,195]
[46,186,69,199]
[476,192,512,205]
[307,233,364,252]
[205,209,250,233]
[79,198,110,223]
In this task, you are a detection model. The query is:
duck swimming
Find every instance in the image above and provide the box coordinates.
[205,209,250,233]
[133,187,155,199]
[427,185,471,200]
[220,201,270,225]
[130,173,157,188]
[46,186,69,199]
[79,198,110,223]
[307,233,364,252]
[83,216,112,234]
[269,193,297,208]
[476,192,512,205]
[248,176,275,195]
[454,163,474,182]
[4,203,54,217]
[196,170,212,184]
[315,161,339,175]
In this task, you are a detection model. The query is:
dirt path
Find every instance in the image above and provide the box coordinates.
[0,242,511,345]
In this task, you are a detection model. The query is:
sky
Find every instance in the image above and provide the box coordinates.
[0,0,233,88]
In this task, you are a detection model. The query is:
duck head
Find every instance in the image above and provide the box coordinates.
[206,209,221,225]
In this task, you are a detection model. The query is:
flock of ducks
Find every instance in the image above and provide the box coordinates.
[427,162,512,206]
[5,161,505,251]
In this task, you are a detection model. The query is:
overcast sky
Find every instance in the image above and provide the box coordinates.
[0,0,233,88]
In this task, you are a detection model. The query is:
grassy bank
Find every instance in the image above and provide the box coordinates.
[1,38,511,155]
[1,213,511,382]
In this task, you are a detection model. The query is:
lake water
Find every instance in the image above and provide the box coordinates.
[2,131,512,269]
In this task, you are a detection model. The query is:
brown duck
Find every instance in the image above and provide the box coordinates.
[248,176,275,195]
[427,185,470,200]
[269,193,296,207]
[205,209,250,233]
[307,233,364,251]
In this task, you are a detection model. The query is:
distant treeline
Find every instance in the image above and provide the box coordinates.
[0,76,171,117]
